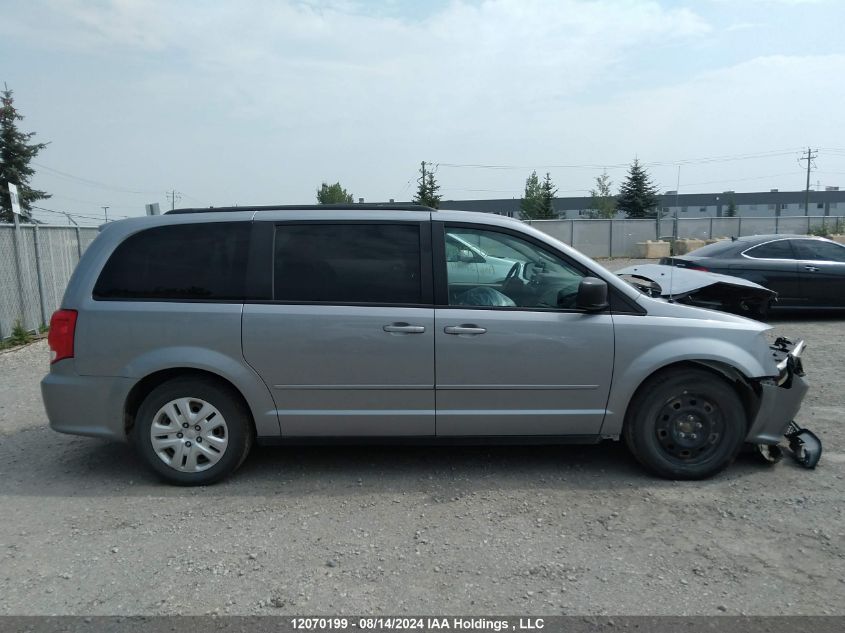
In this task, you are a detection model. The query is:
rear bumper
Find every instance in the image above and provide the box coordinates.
[746,339,809,444]
[41,367,134,442]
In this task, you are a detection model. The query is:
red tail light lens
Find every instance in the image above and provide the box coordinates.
[47,309,77,364]
[688,265,709,272]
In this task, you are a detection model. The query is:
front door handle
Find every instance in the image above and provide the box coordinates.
[804,265,820,272]
[444,324,487,335]
[383,323,426,334]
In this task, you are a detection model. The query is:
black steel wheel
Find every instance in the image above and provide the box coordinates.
[741,300,770,321]
[624,368,746,479]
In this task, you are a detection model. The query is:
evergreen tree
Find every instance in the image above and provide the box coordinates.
[537,172,557,219]
[1,86,50,222]
[424,171,441,209]
[316,181,353,204]
[587,171,617,219]
[724,194,737,218]
[617,159,660,219]
[412,162,441,209]
[519,170,542,219]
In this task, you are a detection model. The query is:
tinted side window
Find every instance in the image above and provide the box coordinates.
[745,240,795,259]
[792,239,845,262]
[94,223,251,300]
[274,224,422,304]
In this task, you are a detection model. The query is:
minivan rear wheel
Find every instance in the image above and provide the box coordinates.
[133,377,253,485]
[624,368,746,480]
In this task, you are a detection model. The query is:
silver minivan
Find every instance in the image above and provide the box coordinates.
[41,205,809,485]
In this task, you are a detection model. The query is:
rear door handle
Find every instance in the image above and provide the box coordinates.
[383,323,426,334]
[804,265,820,272]
[444,325,487,335]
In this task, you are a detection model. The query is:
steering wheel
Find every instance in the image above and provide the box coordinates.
[505,262,521,282]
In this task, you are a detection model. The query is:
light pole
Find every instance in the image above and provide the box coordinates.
[102,206,109,223]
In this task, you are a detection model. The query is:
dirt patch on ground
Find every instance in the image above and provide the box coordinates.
[0,315,843,615]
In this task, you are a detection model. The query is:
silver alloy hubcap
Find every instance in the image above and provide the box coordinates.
[150,398,229,472]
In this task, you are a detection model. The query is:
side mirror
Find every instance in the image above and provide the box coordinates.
[576,277,609,312]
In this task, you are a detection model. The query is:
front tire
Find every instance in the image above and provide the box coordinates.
[132,377,253,485]
[624,368,746,480]
[741,300,770,321]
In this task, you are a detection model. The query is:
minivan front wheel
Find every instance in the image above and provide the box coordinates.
[133,377,253,485]
[624,369,746,480]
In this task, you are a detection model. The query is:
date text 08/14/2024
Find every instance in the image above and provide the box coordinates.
[290,618,546,631]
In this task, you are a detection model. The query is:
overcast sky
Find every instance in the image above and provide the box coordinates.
[2,0,845,224]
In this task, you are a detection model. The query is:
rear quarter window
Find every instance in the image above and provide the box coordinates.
[93,222,251,300]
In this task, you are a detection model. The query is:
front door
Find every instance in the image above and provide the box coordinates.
[732,239,802,304]
[791,238,845,308]
[242,220,435,436]
[434,224,614,437]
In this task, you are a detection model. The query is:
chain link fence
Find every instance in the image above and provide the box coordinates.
[528,214,841,258]
[1,215,841,339]
[0,224,99,339]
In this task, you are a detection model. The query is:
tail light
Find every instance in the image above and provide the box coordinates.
[47,309,77,364]
[687,264,710,272]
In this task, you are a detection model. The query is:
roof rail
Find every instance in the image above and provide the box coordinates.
[166,203,436,215]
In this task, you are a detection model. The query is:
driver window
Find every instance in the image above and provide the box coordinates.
[444,227,586,309]
[445,235,483,263]
[445,237,461,262]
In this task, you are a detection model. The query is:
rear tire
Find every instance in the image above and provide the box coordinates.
[132,376,253,485]
[624,368,746,480]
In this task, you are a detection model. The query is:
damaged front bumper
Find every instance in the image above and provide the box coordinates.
[747,338,821,468]
[747,338,808,444]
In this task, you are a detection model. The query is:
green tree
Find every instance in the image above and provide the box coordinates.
[519,170,542,219]
[1,85,50,222]
[617,159,660,219]
[537,172,557,219]
[724,194,737,218]
[587,171,617,219]
[412,162,441,209]
[316,181,353,204]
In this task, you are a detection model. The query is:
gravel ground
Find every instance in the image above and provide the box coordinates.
[0,307,843,616]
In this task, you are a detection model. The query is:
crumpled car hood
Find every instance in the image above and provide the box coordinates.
[615,264,774,298]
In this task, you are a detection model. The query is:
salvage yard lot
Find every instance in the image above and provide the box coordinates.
[0,313,843,616]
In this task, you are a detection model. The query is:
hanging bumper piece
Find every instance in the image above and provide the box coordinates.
[785,421,822,469]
